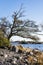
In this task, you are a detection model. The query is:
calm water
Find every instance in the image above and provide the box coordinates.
[11,42,43,51]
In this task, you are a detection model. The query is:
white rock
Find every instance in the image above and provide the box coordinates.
[4,54,8,58]
[20,56,22,59]
[12,58,17,64]
[30,52,33,55]
[34,58,37,61]
[13,58,17,61]
[12,61,16,64]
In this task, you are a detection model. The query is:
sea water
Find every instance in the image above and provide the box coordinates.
[11,42,43,51]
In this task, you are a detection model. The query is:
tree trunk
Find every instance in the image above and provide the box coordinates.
[8,32,12,40]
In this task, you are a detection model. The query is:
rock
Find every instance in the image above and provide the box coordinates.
[0,62,3,65]
[30,51,33,55]
[0,46,5,49]
[13,58,17,61]
[0,51,4,56]
[4,54,8,58]
[25,48,32,53]
[17,45,23,48]
[10,45,20,53]
[0,46,43,65]
[3,62,11,65]
[19,56,22,59]
[17,45,24,51]
[12,61,17,65]
[6,58,12,63]
[17,59,25,65]
[33,48,40,52]
[12,58,17,65]
[32,49,42,55]
[16,47,19,53]
[26,51,33,56]
[12,60,17,65]
[18,49,23,53]
[16,45,24,53]
[10,46,16,52]
[33,58,37,62]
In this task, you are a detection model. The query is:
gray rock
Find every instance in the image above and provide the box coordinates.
[10,46,16,52]
[0,51,4,56]
[0,62,3,65]
[3,62,11,65]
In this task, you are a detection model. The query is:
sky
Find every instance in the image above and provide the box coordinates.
[0,0,43,24]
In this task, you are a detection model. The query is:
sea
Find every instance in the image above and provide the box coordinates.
[11,42,43,51]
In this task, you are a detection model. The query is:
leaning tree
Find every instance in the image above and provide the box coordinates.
[0,5,25,40]
[0,5,39,41]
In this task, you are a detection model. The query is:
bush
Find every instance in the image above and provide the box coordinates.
[20,40,27,44]
[0,36,10,47]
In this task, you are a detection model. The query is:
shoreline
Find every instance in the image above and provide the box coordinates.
[0,45,43,65]
[11,41,43,44]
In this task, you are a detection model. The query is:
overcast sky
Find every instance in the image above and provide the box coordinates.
[0,0,43,24]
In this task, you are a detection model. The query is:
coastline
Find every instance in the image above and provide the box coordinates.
[11,41,43,44]
[0,45,43,65]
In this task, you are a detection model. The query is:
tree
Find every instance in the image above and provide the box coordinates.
[0,5,25,40]
[0,5,39,41]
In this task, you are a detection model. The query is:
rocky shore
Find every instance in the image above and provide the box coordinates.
[0,45,43,65]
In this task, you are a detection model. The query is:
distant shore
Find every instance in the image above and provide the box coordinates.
[11,41,43,44]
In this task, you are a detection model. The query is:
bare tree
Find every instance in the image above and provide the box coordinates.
[0,5,39,41]
[0,5,25,40]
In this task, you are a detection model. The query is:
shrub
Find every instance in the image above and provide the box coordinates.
[20,40,27,44]
[0,36,10,47]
